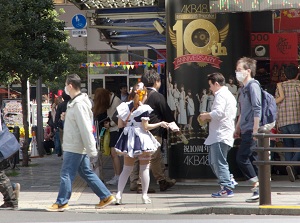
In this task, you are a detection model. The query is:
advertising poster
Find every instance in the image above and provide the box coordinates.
[2,99,23,128]
[269,33,298,62]
[31,103,51,127]
[251,33,270,59]
[166,0,245,180]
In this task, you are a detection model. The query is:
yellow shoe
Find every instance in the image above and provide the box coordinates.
[95,195,116,209]
[46,203,69,212]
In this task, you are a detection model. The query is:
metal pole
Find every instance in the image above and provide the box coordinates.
[36,77,45,156]
[257,130,272,205]
[27,80,31,130]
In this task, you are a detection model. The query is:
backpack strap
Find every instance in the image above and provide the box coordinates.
[109,94,116,107]
[245,79,261,100]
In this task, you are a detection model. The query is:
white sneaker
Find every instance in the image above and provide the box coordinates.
[106,176,119,185]
[245,186,259,203]
[230,174,238,186]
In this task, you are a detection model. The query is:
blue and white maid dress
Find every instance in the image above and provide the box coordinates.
[114,101,160,158]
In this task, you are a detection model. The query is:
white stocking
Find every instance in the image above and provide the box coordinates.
[140,164,150,199]
[116,165,133,199]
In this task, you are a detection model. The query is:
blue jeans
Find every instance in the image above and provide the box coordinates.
[278,124,300,162]
[236,132,258,184]
[208,142,233,189]
[56,152,111,205]
[54,130,62,155]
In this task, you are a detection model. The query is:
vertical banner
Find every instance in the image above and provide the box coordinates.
[270,33,298,61]
[166,0,242,180]
[269,33,298,84]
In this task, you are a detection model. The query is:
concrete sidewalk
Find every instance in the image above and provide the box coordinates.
[4,155,300,215]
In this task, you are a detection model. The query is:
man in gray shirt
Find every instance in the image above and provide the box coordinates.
[234,57,261,203]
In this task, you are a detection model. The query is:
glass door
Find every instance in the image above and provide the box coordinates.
[129,76,142,91]
[88,76,104,96]
[104,75,127,95]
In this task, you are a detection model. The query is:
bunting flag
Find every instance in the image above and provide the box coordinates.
[80,61,165,69]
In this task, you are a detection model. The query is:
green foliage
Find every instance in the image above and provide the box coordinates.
[6,169,19,177]
[0,0,85,166]
[0,0,82,83]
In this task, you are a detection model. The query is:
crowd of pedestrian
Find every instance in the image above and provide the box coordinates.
[1,57,299,211]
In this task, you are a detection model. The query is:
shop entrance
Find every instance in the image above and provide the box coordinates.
[104,75,127,95]
[89,77,104,95]
[88,74,142,97]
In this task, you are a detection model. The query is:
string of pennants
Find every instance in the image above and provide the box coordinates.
[80,61,165,69]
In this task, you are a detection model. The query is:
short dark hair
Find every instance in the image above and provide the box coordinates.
[66,74,81,90]
[207,72,225,86]
[236,57,257,78]
[141,69,160,87]
[284,64,299,80]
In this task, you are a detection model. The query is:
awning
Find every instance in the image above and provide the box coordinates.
[69,0,166,48]
[0,88,21,98]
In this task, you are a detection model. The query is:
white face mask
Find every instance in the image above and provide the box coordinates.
[64,86,70,95]
[236,71,247,82]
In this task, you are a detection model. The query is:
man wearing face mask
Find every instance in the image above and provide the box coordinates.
[47,74,115,212]
[233,57,261,203]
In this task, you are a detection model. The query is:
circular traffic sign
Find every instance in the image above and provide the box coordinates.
[72,14,87,29]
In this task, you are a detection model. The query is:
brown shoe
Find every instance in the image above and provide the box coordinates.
[159,179,175,191]
[130,184,138,191]
[166,178,176,184]
[136,185,156,194]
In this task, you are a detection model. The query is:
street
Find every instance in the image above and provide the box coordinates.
[1,212,300,223]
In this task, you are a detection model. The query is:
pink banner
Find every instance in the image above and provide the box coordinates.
[173,54,222,70]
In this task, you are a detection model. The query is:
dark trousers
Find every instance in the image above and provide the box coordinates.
[236,132,258,181]
[43,140,55,155]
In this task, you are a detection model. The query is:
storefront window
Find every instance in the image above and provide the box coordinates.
[129,50,146,76]
[129,77,141,89]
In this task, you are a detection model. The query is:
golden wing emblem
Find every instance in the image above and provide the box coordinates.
[169,26,177,48]
[219,23,229,43]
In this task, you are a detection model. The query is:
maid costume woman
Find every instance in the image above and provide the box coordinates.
[114,101,160,158]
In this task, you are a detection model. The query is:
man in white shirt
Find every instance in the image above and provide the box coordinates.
[199,72,237,198]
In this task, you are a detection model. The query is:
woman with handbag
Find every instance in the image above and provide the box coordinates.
[93,88,122,185]
[114,82,169,204]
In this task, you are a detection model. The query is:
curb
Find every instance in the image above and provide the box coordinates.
[176,206,300,215]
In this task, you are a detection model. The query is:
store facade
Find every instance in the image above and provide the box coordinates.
[64,0,300,180]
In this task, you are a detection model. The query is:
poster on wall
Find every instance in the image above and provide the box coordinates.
[251,33,270,59]
[31,103,51,127]
[269,33,298,84]
[166,0,244,180]
[270,33,298,62]
[2,99,23,128]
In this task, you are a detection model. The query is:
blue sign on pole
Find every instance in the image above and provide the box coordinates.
[72,14,87,29]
